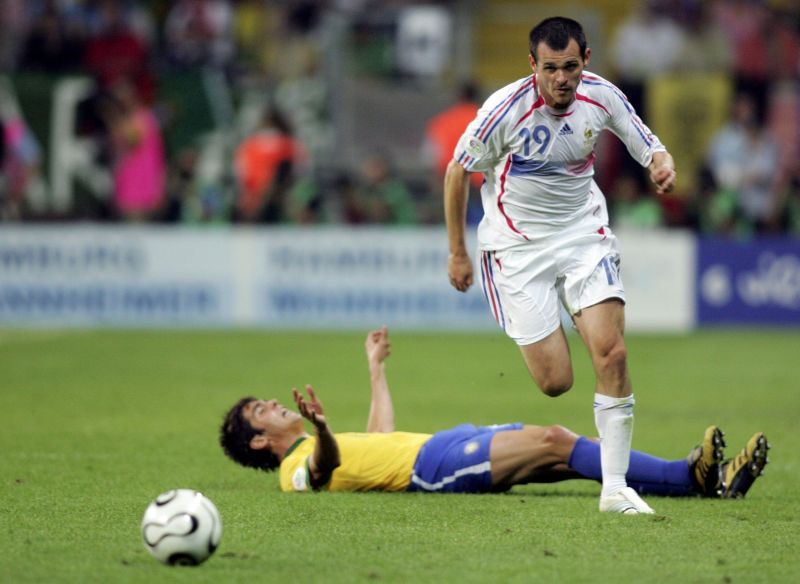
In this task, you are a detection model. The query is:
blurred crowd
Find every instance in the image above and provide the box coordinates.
[604,0,800,237]
[0,0,799,238]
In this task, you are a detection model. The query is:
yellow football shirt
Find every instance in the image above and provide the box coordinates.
[279,432,431,492]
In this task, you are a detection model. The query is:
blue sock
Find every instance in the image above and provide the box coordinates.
[568,436,695,497]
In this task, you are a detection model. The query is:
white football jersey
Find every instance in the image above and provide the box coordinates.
[454,71,666,250]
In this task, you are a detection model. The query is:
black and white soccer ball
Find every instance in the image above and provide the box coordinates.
[141,489,223,566]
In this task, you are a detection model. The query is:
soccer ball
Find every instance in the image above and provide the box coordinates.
[141,489,223,566]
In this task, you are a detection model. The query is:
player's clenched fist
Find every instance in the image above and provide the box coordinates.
[448,252,474,292]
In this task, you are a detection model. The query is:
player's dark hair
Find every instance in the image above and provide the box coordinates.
[219,397,280,472]
[529,17,587,62]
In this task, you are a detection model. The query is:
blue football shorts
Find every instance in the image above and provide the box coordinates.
[407,423,523,493]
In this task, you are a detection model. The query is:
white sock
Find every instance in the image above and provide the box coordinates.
[594,392,635,498]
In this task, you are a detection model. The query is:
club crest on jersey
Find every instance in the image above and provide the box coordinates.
[292,467,308,491]
[466,137,486,157]
[558,123,573,136]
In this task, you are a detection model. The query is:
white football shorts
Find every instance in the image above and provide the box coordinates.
[478,228,625,346]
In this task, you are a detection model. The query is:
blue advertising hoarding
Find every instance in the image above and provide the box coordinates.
[697,239,800,325]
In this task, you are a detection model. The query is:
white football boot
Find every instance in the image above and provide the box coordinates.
[599,487,655,514]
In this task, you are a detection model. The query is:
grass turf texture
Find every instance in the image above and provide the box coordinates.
[1,329,798,583]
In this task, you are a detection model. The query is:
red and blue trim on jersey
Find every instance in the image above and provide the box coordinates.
[457,76,535,168]
[475,75,535,142]
[496,155,530,240]
[512,93,546,130]
[580,74,654,146]
[575,93,610,116]
[480,251,506,331]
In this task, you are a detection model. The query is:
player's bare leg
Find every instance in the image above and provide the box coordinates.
[574,298,630,397]
[574,299,653,514]
[489,425,580,490]
[518,326,574,397]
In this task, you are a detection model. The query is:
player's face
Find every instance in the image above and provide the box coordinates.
[243,398,303,436]
[529,39,590,110]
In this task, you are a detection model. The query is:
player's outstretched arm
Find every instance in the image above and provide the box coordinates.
[444,159,474,292]
[293,385,340,489]
[365,326,395,433]
[648,151,677,195]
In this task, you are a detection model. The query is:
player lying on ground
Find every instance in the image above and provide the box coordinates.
[220,328,769,502]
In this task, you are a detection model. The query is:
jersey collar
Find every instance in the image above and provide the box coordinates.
[283,436,308,458]
[544,101,577,118]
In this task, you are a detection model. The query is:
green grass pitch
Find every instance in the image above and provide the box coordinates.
[1,328,798,583]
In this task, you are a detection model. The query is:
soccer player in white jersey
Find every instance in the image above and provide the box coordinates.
[444,17,677,514]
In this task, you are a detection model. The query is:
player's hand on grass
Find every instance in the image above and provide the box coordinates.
[448,252,474,292]
[365,325,391,365]
[293,385,327,430]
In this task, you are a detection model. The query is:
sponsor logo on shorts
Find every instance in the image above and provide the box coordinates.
[464,441,479,455]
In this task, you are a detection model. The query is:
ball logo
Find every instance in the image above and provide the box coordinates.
[154,490,179,505]
[143,513,199,547]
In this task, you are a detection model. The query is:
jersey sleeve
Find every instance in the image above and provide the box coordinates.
[603,83,666,168]
[452,81,529,173]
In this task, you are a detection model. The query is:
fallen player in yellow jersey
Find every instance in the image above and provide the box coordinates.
[220,328,768,506]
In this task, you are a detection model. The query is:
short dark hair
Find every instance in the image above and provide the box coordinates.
[529,17,587,62]
[219,396,280,472]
